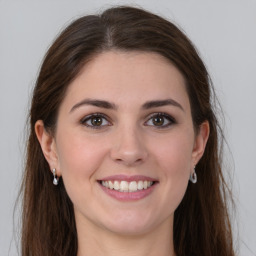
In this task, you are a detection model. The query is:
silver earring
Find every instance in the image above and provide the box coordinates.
[52,168,59,185]
[189,167,197,184]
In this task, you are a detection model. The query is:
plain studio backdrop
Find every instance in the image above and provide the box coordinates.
[0,0,255,255]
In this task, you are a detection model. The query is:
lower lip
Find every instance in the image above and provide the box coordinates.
[99,183,156,201]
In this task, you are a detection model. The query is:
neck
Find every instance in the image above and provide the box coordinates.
[76,216,175,256]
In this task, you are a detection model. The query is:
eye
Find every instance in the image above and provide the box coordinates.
[145,113,175,128]
[80,114,111,129]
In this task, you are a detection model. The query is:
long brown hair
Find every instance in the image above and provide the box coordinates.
[21,6,235,256]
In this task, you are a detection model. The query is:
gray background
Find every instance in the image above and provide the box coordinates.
[1,0,255,255]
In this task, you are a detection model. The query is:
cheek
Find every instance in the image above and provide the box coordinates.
[151,133,193,207]
[161,147,190,195]
[55,132,110,210]
[154,132,194,175]
[56,131,108,183]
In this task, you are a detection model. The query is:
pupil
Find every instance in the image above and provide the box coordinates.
[153,116,164,126]
[92,117,102,126]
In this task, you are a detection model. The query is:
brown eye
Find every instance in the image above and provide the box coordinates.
[91,116,103,126]
[81,114,110,129]
[152,116,164,126]
[145,113,176,128]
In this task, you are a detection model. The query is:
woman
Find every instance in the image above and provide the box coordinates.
[21,6,235,256]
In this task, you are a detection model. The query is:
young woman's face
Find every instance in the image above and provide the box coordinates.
[40,51,208,236]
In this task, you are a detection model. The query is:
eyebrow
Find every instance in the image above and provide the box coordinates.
[142,99,184,111]
[70,99,117,112]
[70,98,184,113]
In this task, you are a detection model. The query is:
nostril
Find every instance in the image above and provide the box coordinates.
[113,157,144,167]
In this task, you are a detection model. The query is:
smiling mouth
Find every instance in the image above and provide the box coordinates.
[99,180,157,192]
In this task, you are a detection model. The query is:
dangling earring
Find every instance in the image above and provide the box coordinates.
[190,166,197,184]
[52,168,59,185]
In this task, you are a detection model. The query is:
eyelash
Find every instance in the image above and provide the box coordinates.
[80,112,176,129]
[80,113,111,129]
[145,112,176,128]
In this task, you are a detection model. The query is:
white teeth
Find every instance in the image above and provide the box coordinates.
[113,181,119,190]
[129,181,137,192]
[109,181,114,189]
[101,180,155,192]
[138,181,144,190]
[120,181,129,192]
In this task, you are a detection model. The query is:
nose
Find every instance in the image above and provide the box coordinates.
[110,126,148,166]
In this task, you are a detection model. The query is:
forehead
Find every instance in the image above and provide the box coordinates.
[62,51,189,110]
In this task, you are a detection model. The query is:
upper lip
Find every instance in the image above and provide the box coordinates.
[99,175,157,182]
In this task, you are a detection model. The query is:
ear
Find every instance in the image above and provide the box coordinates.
[192,121,210,166]
[35,120,60,174]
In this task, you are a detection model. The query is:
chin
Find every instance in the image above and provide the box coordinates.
[100,210,165,236]
[105,222,153,237]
